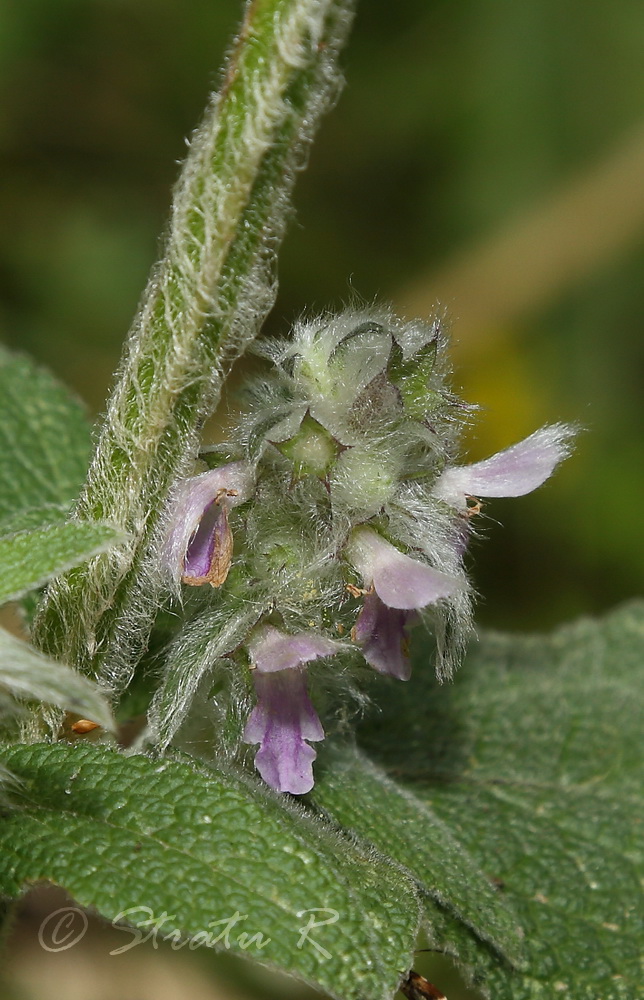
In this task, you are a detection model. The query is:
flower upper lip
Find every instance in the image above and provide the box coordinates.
[346,526,463,610]
[246,625,341,671]
[161,461,254,592]
[432,424,576,508]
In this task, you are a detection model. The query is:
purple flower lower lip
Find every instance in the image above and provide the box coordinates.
[243,669,324,795]
[353,591,412,680]
[243,626,340,794]
[347,526,461,610]
[433,424,575,508]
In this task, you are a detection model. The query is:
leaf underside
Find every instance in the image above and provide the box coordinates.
[0,628,115,731]
[0,346,91,524]
[0,521,124,606]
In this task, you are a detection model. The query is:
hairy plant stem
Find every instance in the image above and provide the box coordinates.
[32,0,356,707]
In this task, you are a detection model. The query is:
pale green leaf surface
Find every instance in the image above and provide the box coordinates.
[312,746,525,968]
[0,521,124,605]
[0,504,70,537]
[0,627,115,731]
[0,743,420,1000]
[0,346,91,521]
[352,602,643,999]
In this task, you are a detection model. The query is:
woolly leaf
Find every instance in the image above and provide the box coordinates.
[0,521,125,606]
[345,601,643,999]
[0,346,91,522]
[0,504,71,537]
[312,746,525,969]
[0,743,419,1000]
[145,594,266,754]
[0,628,115,732]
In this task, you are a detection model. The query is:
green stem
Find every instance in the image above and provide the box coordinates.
[32,0,356,700]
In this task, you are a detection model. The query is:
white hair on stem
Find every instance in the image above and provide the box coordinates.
[32,0,357,726]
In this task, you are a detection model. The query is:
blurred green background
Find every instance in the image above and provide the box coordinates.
[1,1,643,996]
[2,0,644,629]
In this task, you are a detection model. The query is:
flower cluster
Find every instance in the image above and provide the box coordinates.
[160,308,574,794]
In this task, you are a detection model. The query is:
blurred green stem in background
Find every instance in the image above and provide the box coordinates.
[399,121,644,354]
[32,0,356,710]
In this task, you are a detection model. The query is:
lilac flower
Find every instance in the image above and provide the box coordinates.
[162,461,254,591]
[352,591,412,680]
[346,526,462,610]
[242,626,340,795]
[433,424,575,510]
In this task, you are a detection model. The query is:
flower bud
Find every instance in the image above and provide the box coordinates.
[330,447,400,517]
[276,413,339,478]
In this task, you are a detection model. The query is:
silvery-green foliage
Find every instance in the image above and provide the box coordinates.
[0,521,125,607]
[0,742,420,1000]
[0,345,90,524]
[0,627,114,738]
[0,3,632,996]
[0,345,121,745]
